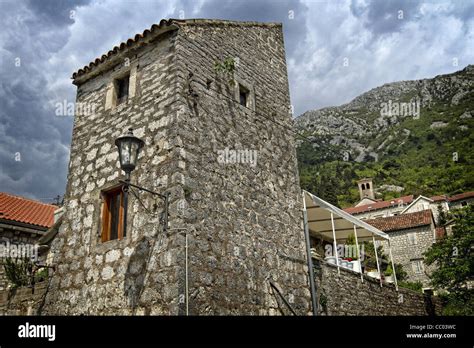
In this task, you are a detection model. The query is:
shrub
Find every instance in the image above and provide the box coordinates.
[398,281,423,292]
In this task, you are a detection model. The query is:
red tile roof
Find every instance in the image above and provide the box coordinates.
[430,195,448,202]
[448,191,474,202]
[365,210,433,232]
[0,192,57,229]
[343,195,414,214]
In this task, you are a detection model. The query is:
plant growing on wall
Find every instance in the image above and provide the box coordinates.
[3,257,33,288]
[214,57,236,85]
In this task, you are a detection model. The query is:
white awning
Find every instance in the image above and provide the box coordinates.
[303,190,389,242]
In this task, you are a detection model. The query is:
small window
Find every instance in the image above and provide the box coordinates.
[115,74,130,105]
[101,186,125,242]
[366,183,370,190]
[411,260,424,274]
[239,84,249,107]
[407,232,417,245]
[361,183,366,190]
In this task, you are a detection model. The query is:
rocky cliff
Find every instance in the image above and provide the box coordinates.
[295,65,474,207]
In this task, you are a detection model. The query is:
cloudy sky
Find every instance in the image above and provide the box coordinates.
[0,0,473,202]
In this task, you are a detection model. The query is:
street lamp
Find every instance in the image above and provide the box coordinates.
[115,128,145,181]
[115,128,169,236]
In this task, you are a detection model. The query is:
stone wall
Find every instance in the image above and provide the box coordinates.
[0,282,48,315]
[42,20,311,315]
[172,20,309,315]
[42,28,184,315]
[380,225,435,286]
[313,260,441,316]
[0,227,42,291]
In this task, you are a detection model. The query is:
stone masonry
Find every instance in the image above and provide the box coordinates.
[314,260,441,316]
[0,281,48,315]
[41,19,311,315]
[0,229,41,291]
[380,225,436,287]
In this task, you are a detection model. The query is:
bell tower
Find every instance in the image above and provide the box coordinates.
[357,178,375,200]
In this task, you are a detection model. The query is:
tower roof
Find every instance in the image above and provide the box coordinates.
[72,18,281,83]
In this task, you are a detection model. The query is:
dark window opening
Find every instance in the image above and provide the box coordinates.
[116,74,130,105]
[361,183,366,190]
[239,84,249,107]
[366,183,370,189]
[101,186,125,242]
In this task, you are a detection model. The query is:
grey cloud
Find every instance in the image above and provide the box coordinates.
[26,0,92,26]
[1,0,473,201]
[350,0,422,35]
[0,0,83,201]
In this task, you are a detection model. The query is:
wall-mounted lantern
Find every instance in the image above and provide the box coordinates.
[115,128,169,236]
[115,128,145,181]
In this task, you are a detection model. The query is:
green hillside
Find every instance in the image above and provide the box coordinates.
[296,66,474,208]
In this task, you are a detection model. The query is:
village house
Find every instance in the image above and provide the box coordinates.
[0,192,59,290]
[365,209,437,289]
[344,179,473,290]
[345,178,473,223]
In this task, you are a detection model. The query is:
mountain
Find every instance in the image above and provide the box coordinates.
[295,65,474,208]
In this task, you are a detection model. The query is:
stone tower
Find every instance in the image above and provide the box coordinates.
[42,19,310,315]
[357,178,375,200]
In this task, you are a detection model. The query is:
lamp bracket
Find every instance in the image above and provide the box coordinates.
[119,180,168,200]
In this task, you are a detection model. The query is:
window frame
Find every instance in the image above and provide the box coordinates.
[407,232,417,245]
[233,76,255,111]
[238,84,249,107]
[101,185,125,242]
[115,73,130,106]
[411,259,424,274]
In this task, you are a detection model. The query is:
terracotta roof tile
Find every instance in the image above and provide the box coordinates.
[72,19,178,80]
[343,195,414,214]
[72,18,281,81]
[430,195,448,202]
[365,210,433,232]
[0,192,57,229]
[448,191,474,202]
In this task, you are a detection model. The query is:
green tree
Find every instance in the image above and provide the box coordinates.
[424,205,474,315]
